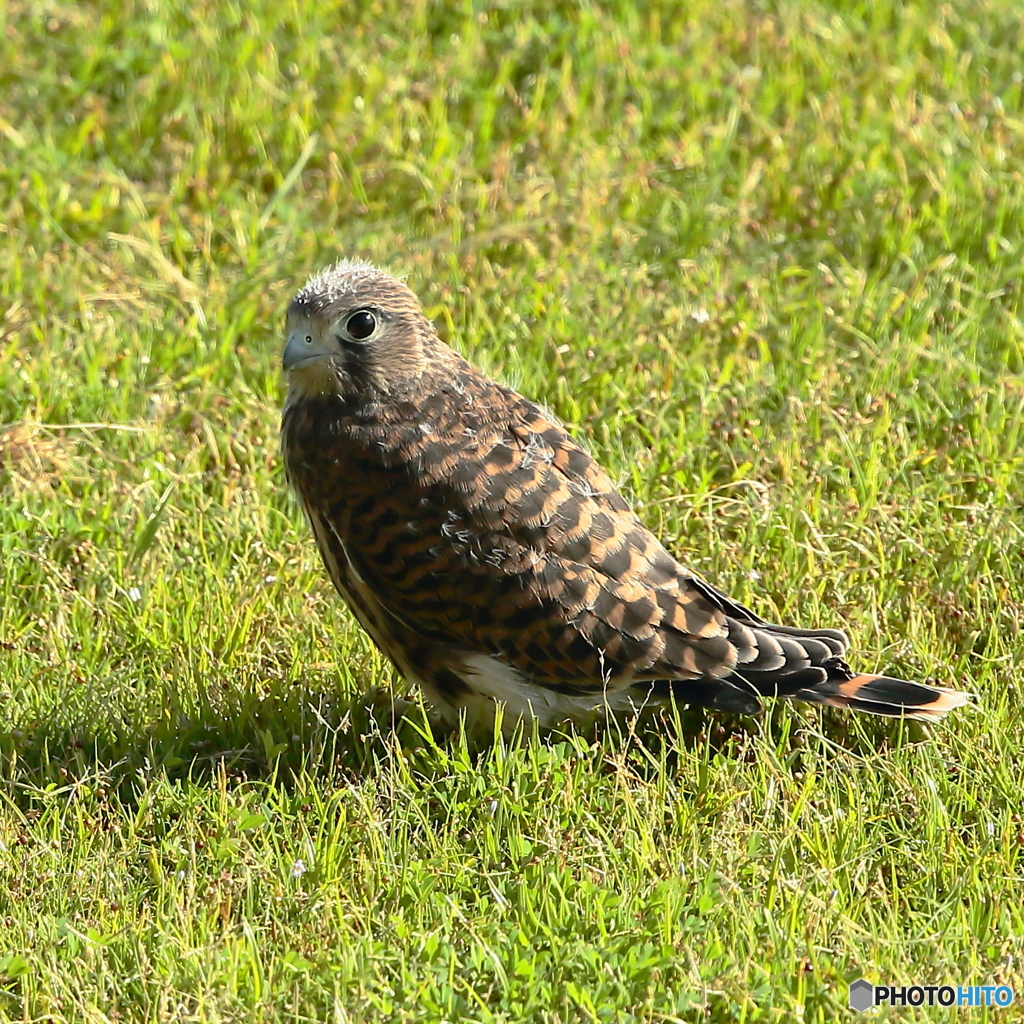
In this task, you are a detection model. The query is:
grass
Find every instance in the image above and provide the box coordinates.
[2,0,1023,1019]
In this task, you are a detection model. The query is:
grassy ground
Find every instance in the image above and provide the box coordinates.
[2,0,1023,1020]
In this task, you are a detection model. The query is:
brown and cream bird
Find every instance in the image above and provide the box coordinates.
[281,260,970,735]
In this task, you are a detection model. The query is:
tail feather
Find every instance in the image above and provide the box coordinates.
[650,612,972,722]
[733,623,973,722]
[793,671,973,722]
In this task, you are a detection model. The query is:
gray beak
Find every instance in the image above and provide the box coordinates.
[283,332,318,371]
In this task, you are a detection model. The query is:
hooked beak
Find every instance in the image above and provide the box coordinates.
[283,330,329,371]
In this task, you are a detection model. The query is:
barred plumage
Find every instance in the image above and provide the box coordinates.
[280,260,971,734]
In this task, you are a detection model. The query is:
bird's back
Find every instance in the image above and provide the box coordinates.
[288,358,818,710]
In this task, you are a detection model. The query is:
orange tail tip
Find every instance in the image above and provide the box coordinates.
[796,673,974,722]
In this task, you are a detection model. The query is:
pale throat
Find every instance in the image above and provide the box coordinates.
[286,358,346,402]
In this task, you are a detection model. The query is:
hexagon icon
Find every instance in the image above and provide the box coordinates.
[849,979,875,1011]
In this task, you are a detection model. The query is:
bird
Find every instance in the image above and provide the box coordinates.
[280,259,971,736]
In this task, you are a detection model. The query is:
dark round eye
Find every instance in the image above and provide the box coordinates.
[344,309,377,341]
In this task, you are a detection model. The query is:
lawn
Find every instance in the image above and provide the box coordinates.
[2,0,1023,1020]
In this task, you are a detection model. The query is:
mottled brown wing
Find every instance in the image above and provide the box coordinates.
[326,372,772,692]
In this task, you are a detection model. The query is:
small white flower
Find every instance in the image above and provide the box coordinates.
[291,859,307,879]
[128,587,142,602]
[690,307,711,324]
[264,575,278,584]
[748,569,762,581]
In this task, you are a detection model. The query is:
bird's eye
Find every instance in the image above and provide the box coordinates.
[344,310,377,341]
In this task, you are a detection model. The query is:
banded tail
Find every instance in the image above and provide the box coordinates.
[657,620,973,721]
[791,668,972,721]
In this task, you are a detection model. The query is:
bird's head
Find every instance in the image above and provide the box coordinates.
[283,260,446,404]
